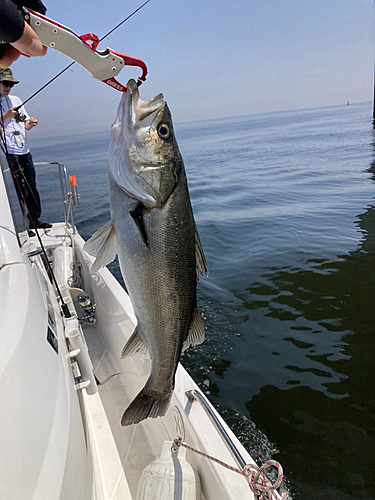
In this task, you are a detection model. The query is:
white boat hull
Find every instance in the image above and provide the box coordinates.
[0,160,280,500]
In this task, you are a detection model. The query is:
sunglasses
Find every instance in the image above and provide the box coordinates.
[1,81,15,88]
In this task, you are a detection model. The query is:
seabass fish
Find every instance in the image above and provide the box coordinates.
[84,79,208,426]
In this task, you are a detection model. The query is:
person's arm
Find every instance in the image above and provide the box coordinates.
[0,106,18,122]
[25,117,38,130]
[0,0,47,67]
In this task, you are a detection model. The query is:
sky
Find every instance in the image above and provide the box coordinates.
[7,0,375,138]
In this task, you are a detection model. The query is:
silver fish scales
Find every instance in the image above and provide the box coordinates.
[84,79,207,425]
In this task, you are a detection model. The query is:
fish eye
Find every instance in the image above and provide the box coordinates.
[158,123,171,139]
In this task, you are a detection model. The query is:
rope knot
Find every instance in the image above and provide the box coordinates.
[243,460,289,499]
[171,437,182,453]
[173,437,291,499]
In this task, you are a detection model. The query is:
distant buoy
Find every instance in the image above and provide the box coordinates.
[347,101,350,105]
[136,440,201,500]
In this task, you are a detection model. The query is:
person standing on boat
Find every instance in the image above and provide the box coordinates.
[0,67,51,229]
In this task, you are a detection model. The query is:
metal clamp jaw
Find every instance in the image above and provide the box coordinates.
[27,10,147,92]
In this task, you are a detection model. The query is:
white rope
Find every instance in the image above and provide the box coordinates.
[68,260,83,288]
[172,438,291,500]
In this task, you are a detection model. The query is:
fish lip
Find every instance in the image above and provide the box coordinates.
[138,104,164,122]
[127,79,140,104]
[126,78,165,125]
[110,81,169,207]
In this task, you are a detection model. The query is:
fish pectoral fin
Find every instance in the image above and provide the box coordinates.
[83,221,118,272]
[182,308,205,352]
[130,202,148,247]
[195,226,208,278]
[121,326,150,359]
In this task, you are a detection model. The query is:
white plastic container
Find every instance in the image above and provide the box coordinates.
[136,440,201,500]
[53,243,73,287]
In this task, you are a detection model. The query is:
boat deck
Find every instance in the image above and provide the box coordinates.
[30,227,260,500]
[26,222,75,250]
[26,225,156,499]
[83,322,155,500]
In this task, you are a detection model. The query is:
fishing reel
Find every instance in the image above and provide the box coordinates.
[15,110,27,123]
[75,295,96,325]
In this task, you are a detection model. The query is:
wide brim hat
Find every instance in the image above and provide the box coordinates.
[0,68,19,84]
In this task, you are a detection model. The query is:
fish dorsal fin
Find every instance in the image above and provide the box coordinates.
[83,221,117,272]
[182,308,205,352]
[195,227,208,278]
[121,326,150,359]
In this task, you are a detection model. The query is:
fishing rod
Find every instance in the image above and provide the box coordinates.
[18,0,151,109]
[0,99,73,317]
[0,0,151,315]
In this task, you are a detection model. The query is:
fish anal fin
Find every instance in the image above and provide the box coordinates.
[83,221,117,272]
[182,308,205,352]
[121,326,150,359]
[195,227,208,278]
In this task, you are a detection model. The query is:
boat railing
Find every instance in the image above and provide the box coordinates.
[1,159,77,235]
[34,161,77,234]
[185,389,247,470]
[185,390,284,499]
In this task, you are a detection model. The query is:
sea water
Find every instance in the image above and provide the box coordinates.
[29,101,375,500]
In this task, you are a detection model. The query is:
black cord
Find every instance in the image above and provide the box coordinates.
[0,98,71,317]
[99,0,151,42]
[20,0,152,108]
[21,62,75,108]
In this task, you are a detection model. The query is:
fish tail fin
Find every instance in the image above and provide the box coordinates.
[121,388,172,426]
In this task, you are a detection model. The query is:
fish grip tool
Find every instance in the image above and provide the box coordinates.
[23,9,147,92]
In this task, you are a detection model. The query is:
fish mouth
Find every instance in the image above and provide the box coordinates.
[109,80,168,207]
[127,79,165,126]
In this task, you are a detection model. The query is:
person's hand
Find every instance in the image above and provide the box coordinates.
[25,117,38,129]
[1,107,18,122]
[0,0,47,67]
[1,24,47,66]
